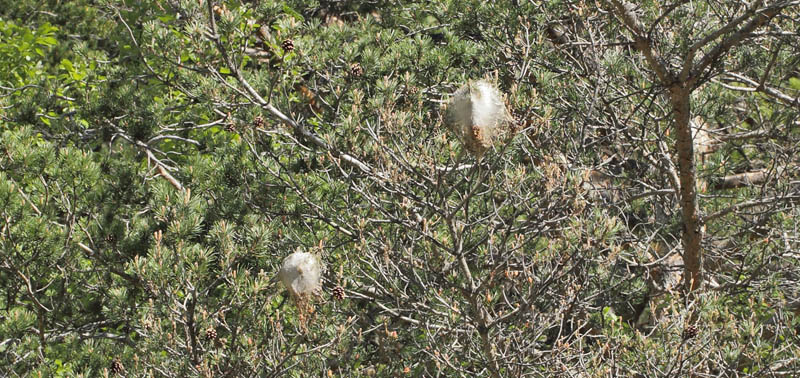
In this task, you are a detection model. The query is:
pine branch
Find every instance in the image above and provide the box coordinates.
[204,2,381,179]
[691,1,800,79]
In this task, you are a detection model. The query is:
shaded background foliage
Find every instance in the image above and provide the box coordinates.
[1,0,799,376]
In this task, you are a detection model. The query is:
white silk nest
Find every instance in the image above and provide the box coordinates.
[445,80,512,158]
[278,251,322,298]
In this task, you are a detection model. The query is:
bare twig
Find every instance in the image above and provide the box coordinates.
[692,2,799,79]
[719,72,800,109]
[704,192,800,223]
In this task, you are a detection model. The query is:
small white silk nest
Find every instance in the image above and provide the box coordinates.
[445,80,511,158]
[278,252,322,297]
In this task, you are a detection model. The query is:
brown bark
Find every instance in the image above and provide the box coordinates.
[670,85,703,292]
[606,0,794,293]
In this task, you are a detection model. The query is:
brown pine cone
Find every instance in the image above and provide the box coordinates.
[332,286,345,300]
[683,325,698,340]
[110,358,124,374]
[253,115,265,129]
[350,62,364,77]
[205,327,218,341]
[281,39,295,52]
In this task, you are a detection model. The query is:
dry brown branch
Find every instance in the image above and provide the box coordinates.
[712,170,768,190]
[606,0,672,83]
[719,72,800,109]
[145,149,184,191]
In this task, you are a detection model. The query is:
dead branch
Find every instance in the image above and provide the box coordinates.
[712,170,767,190]
[720,72,800,109]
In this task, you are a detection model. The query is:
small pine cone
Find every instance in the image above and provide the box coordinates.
[683,325,698,340]
[253,115,265,129]
[224,170,239,186]
[281,39,294,52]
[546,23,568,45]
[205,327,218,341]
[225,123,236,133]
[350,62,364,77]
[110,358,124,374]
[212,5,224,18]
[332,286,345,300]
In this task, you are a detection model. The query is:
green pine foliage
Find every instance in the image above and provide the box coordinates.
[1,1,799,376]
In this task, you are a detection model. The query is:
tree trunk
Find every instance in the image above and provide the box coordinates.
[670,85,703,292]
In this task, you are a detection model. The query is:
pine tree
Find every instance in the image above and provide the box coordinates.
[2,1,799,376]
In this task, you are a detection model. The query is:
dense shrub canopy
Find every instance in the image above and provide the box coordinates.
[1,1,799,376]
